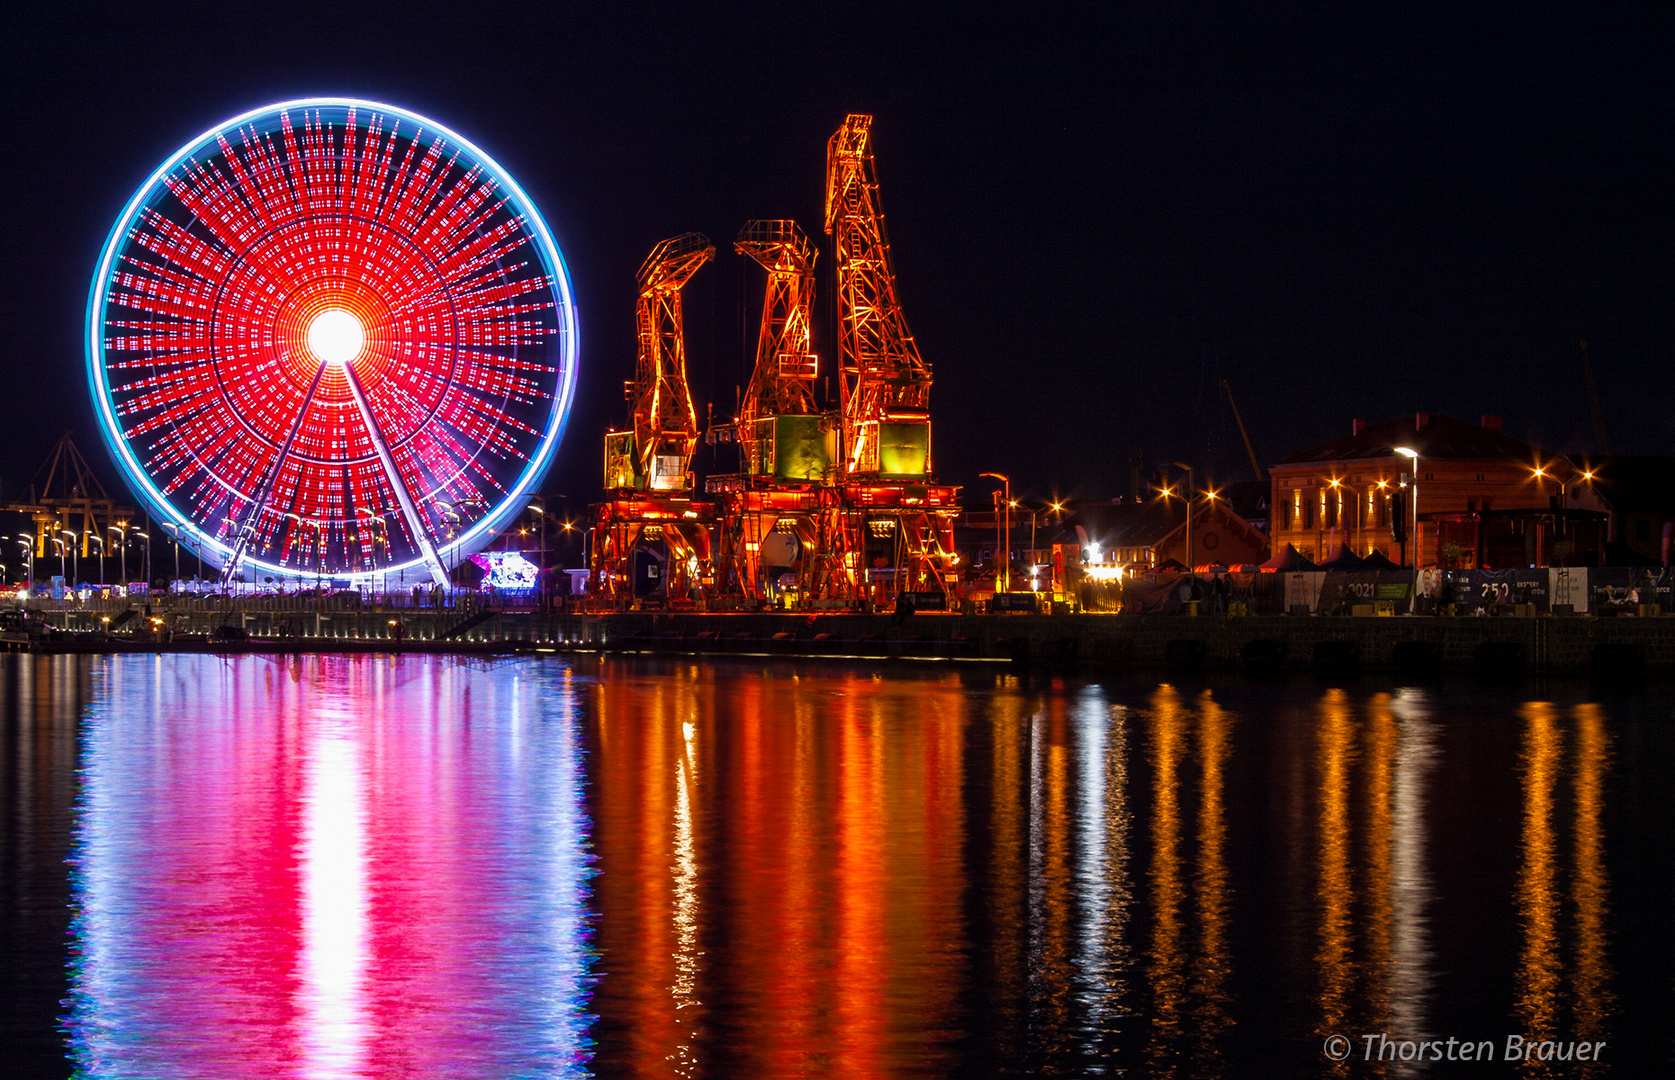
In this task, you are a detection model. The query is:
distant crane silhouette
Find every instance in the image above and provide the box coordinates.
[1579,340,1612,455]
[1220,380,1265,481]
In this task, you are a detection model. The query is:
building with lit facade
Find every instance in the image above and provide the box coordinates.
[1269,414,1604,569]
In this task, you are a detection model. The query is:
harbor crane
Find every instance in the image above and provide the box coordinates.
[707,220,832,604]
[588,234,716,608]
[822,114,960,607]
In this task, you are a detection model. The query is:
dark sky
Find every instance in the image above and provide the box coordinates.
[3,2,1670,511]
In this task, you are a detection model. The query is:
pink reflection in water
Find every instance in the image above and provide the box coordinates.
[66,655,593,1080]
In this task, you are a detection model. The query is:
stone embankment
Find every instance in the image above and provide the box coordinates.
[8,603,1673,676]
[553,611,1673,676]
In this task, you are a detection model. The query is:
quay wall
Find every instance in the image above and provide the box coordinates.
[553,611,1675,676]
[15,600,1675,675]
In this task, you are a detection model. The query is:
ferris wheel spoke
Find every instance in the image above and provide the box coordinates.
[343,364,450,587]
[220,361,329,581]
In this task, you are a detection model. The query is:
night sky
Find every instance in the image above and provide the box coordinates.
[4,3,1670,513]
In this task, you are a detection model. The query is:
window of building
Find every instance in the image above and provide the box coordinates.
[1303,501,1316,530]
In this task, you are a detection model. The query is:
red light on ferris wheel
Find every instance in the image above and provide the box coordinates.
[87,98,579,585]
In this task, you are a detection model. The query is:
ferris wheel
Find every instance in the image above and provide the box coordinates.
[86,98,578,586]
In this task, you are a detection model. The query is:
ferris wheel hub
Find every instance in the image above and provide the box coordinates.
[307,309,364,369]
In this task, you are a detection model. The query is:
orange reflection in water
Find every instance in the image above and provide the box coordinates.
[1190,691,1233,1076]
[1570,703,1613,1060]
[1144,684,1188,1077]
[1515,701,1562,1075]
[1510,701,1615,1077]
[587,663,970,1078]
[1030,693,1073,1057]
[1315,688,1356,1069]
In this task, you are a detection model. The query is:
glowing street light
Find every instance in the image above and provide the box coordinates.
[1394,447,1420,610]
[1168,462,1195,571]
[980,472,1011,594]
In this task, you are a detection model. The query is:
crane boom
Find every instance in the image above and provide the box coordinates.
[1221,379,1264,481]
[1579,339,1612,455]
[825,114,932,478]
[613,232,713,492]
[735,220,819,423]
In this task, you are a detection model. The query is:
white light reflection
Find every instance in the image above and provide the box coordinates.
[296,723,369,1078]
[1387,687,1436,1066]
[673,717,701,1074]
[1076,688,1129,1052]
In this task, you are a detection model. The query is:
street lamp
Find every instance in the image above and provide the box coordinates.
[15,539,33,596]
[109,522,129,588]
[162,523,184,586]
[1394,447,1421,612]
[133,531,151,594]
[528,499,549,609]
[90,534,105,586]
[61,529,79,586]
[1168,462,1195,570]
[980,472,1010,593]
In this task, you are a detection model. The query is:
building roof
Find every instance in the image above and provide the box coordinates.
[1276,414,1548,467]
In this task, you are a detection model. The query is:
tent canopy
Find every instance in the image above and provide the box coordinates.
[1317,544,1366,570]
[1259,543,1318,571]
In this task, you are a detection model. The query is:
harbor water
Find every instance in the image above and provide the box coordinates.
[2,653,1671,1076]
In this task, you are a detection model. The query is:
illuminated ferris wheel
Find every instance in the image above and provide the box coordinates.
[87,98,578,585]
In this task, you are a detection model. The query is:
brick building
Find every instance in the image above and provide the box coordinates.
[1270,414,1603,569]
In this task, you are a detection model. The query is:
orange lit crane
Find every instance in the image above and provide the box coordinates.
[736,220,820,424]
[822,114,959,607]
[620,232,714,491]
[708,220,835,605]
[589,233,716,608]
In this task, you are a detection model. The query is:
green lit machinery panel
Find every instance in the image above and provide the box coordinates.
[604,431,643,490]
[877,420,930,477]
[749,414,829,482]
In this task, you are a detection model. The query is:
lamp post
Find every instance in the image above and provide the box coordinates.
[90,535,105,586]
[1394,447,1420,612]
[109,522,128,589]
[980,472,1010,593]
[527,498,548,610]
[162,523,183,586]
[134,531,151,595]
[1168,462,1195,570]
[15,539,33,596]
[61,529,79,586]
[1326,478,1368,555]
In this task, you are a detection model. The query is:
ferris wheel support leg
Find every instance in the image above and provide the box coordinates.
[344,368,451,588]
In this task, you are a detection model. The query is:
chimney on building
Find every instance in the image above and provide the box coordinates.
[1352,418,1365,435]
[1480,415,1503,432]
[1415,412,1430,430]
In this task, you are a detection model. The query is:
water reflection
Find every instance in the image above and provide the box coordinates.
[65,655,594,1079]
[0,656,1648,1076]
[1316,687,1356,1070]
[1515,701,1615,1076]
[1386,691,1436,1065]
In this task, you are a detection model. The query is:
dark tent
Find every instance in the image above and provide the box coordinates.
[1317,545,1366,571]
[1259,544,1318,571]
[1359,549,1400,570]
[1154,557,1188,572]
